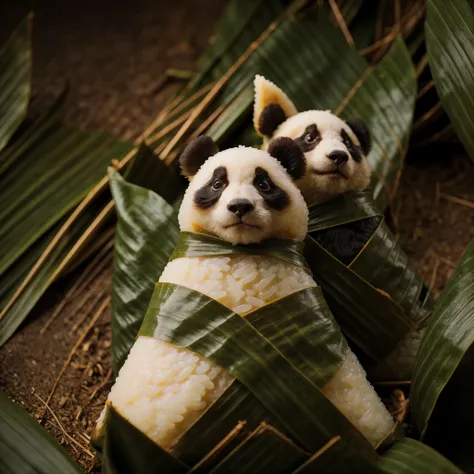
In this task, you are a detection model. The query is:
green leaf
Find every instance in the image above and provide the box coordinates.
[141,282,372,454]
[0,391,81,473]
[379,438,464,474]
[210,423,308,474]
[109,168,179,373]
[0,16,31,154]
[304,237,411,362]
[102,405,188,474]
[305,190,434,366]
[412,239,474,436]
[171,231,309,271]
[293,436,383,474]
[0,196,111,347]
[0,105,133,278]
[425,0,474,162]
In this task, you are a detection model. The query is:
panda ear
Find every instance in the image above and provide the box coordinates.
[267,137,306,180]
[345,117,371,155]
[179,136,219,179]
[253,75,298,138]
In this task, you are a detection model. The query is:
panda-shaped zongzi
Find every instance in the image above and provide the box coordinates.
[253,75,433,381]
[253,75,380,265]
[97,138,393,454]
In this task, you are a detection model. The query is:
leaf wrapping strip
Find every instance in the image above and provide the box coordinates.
[307,191,382,232]
[139,282,371,454]
[0,16,31,154]
[102,406,188,474]
[210,423,308,474]
[0,391,81,473]
[425,0,474,163]
[305,191,434,362]
[293,436,383,474]
[412,239,474,435]
[304,238,410,362]
[170,231,310,271]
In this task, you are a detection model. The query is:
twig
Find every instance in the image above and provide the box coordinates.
[413,102,444,131]
[48,201,115,284]
[440,193,474,210]
[35,393,94,458]
[85,369,113,408]
[161,20,279,158]
[374,380,411,386]
[359,28,398,56]
[70,271,111,333]
[43,297,111,417]
[40,241,113,334]
[328,0,354,47]
[417,80,435,99]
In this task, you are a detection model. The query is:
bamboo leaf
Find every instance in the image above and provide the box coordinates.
[141,282,372,454]
[171,231,309,270]
[0,108,132,278]
[0,198,111,347]
[379,438,464,474]
[425,0,474,162]
[210,423,308,474]
[0,16,31,154]
[109,168,179,373]
[304,237,411,362]
[293,436,383,474]
[102,405,188,474]
[305,190,433,366]
[412,239,474,437]
[0,391,81,473]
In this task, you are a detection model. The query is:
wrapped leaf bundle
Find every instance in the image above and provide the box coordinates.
[253,75,434,379]
[96,138,394,462]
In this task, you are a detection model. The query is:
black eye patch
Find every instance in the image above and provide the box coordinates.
[253,167,289,211]
[294,124,322,153]
[341,129,362,163]
[194,166,228,209]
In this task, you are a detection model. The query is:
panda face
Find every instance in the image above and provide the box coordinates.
[178,146,308,245]
[272,110,372,205]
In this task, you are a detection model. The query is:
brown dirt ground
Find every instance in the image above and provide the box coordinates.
[0,1,474,471]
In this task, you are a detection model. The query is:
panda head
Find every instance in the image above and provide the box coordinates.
[253,75,372,205]
[178,136,308,245]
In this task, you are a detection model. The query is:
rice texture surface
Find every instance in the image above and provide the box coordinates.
[101,254,393,448]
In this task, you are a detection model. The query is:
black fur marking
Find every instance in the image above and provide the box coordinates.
[310,216,381,265]
[179,136,219,178]
[254,167,289,210]
[345,117,371,155]
[194,166,228,209]
[267,136,306,180]
[258,103,287,137]
[341,129,362,163]
[294,124,322,153]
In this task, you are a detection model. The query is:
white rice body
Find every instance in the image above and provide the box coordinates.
[370,327,425,381]
[99,254,393,449]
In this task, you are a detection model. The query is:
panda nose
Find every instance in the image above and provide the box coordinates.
[227,199,254,217]
[327,150,349,166]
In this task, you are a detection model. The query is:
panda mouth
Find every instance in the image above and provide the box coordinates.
[224,221,261,230]
[312,169,348,179]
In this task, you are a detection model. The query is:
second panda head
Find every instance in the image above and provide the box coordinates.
[253,75,373,206]
[178,136,308,245]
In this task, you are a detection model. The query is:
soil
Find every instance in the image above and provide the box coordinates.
[0,1,473,472]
